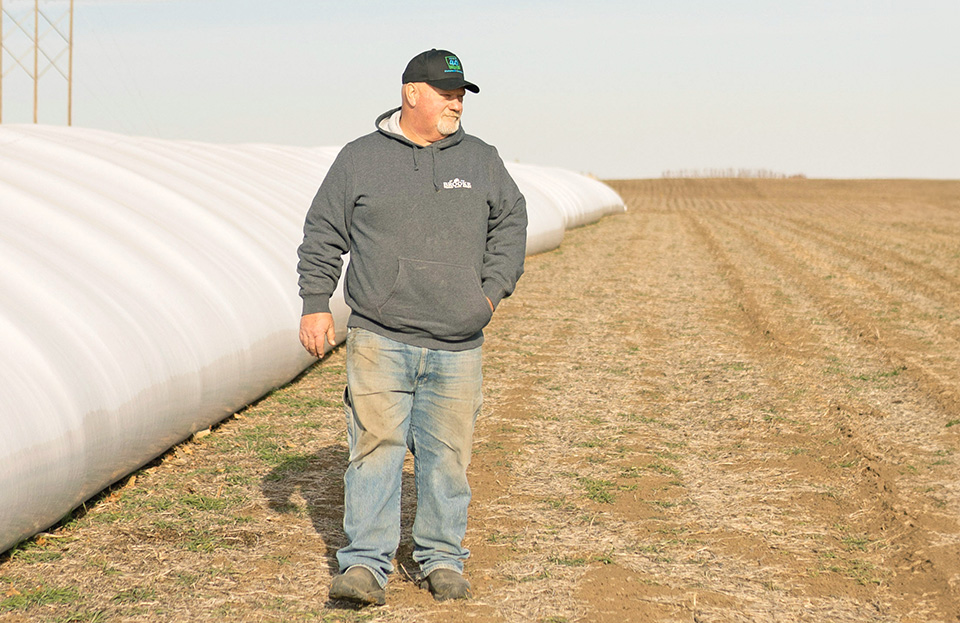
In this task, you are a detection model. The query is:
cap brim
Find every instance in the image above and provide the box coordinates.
[426,77,480,94]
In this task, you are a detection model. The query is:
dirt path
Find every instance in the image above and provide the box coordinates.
[2,179,958,623]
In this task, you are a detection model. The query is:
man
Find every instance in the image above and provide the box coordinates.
[297,49,527,606]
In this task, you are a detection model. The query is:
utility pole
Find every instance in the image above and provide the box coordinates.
[67,0,72,125]
[33,0,37,123]
[0,0,4,124]
[0,0,74,125]
[0,0,4,125]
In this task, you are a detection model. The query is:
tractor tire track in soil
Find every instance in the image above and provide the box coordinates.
[711,209,960,421]
[682,204,959,620]
[1,179,958,623]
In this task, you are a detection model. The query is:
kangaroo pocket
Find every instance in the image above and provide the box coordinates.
[377,258,492,340]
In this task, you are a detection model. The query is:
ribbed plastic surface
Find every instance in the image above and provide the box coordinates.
[0,125,624,552]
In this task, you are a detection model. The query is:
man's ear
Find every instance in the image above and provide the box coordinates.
[403,83,419,108]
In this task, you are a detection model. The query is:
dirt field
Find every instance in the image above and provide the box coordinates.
[2,179,959,622]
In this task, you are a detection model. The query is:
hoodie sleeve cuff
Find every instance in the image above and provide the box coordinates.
[301,294,331,316]
[482,281,506,310]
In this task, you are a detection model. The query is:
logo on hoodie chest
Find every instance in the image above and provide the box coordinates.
[442,177,472,190]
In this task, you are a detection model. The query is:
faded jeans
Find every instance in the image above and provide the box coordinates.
[337,327,482,588]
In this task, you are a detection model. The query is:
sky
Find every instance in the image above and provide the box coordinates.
[1,0,958,179]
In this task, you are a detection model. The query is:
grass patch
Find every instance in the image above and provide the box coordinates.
[830,458,861,469]
[654,451,681,461]
[576,439,606,448]
[763,413,801,426]
[841,535,871,552]
[578,477,616,504]
[181,528,238,552]
[8,550,63,564]
[650,500,679,508]
[476,440,504,453]
[263,452,315,481]
[487,531,523,544]
[236,424,304,467]
[646,462,681,477]
[852,366,906,383]
[619,412,661,425]
[722,362,751,371]
[179,493,237,512]
[827,559,882,585]
[269,392,337,416]
[543,497,576,512]
[0,585,81,611]
[592,552,615,565]
[112,587,157,604]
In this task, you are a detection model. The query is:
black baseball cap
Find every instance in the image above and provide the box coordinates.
[402,49,480,94]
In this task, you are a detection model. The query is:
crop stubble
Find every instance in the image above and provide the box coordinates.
[1,179,958,622]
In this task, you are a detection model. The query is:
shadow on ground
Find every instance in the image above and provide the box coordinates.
[261,444,420,588]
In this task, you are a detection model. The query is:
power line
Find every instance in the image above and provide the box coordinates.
[0,0,74,125]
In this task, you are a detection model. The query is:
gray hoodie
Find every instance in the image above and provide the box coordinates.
[297,108,527,351]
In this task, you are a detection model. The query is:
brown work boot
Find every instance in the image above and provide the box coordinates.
[329,566,385,606]
[424,568,472,601]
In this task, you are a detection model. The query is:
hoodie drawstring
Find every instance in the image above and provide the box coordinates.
[411,146,440,192]
[377,107,461,193]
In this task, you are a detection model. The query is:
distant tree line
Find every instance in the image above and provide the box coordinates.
[661,168,806,179]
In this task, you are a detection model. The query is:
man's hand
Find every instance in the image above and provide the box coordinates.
[299,312,336,358]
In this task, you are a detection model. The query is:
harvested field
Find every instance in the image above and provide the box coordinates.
[2,178,959,622]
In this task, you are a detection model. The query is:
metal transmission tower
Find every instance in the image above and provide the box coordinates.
[0,0,74,125]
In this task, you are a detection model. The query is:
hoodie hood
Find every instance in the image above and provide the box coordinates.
[375,107,464,146]
[375,107,465,191]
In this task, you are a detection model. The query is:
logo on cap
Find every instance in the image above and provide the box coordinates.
[444,56,463,74]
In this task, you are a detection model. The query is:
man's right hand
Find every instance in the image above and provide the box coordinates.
[299,312,336,358]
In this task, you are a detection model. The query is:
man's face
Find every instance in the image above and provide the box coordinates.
[419,84,465,137]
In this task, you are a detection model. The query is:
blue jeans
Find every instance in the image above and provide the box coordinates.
[337,328,482,588]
